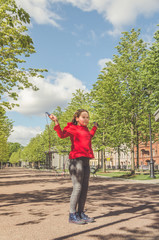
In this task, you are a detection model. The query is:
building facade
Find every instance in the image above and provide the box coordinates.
[44,141,159,170]
[45,148,70,170]
[134,140,159,167]
[90,145,131,169]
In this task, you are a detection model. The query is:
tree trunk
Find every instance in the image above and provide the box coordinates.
[101,149,106,172]
[101,149,103,169]
[103,149,106,173]
[118,146,120,169]
[136,130,139,169]
[98,150,100,167]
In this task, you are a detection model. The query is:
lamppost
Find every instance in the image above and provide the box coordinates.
[149,113,155,178]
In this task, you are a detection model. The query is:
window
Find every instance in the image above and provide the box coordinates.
[152,149,155,156]
[141,150,143,157]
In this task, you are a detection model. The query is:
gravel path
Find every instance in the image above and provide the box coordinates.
[0,168,159,240]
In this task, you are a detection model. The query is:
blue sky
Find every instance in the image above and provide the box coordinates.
[7,0,159,146]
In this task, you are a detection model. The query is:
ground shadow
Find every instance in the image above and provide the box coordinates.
[1,168,159,239]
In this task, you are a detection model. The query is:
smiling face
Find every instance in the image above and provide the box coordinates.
[76,111,89,126]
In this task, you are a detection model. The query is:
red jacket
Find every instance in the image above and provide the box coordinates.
[54,122,97,159]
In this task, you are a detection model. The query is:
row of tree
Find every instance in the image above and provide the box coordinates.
[0,0,47,167]
[91,28,159,171]
[0,1,158,170]
[11,28,159,170]
[0,107,13,168]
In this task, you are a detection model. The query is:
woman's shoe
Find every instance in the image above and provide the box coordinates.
[79,212,95,223]
[69,213,86,224]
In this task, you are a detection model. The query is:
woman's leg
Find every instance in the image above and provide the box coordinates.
[78,158,90,213]
[69,159,84,213]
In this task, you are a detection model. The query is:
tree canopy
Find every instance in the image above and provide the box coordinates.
[0,0,47,166]
[0,0,47,110]
[7,27,159,171]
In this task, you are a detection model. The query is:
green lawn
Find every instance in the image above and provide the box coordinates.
[96,171,159,180]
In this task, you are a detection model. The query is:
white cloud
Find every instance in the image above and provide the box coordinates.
[10,72,86,115]
[98,58,112,70]
[15,0,62,27]
[15,0,159,34]
[8,126,42,146]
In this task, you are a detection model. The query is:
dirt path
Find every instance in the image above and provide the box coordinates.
[0,168,159,240]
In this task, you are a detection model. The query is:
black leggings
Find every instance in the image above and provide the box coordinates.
[69,157,90,213]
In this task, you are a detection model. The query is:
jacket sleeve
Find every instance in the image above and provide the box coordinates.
[54,124,70,138]
[89,126,97,138]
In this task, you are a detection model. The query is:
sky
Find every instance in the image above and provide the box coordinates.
[7,0,159,146]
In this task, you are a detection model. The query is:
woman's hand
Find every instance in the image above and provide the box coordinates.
[49,114,59,125]
[93,122,98,127]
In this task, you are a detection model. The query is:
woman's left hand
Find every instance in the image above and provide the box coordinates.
[93,122,98,127]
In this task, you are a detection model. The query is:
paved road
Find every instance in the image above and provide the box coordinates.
[0,168,159,240]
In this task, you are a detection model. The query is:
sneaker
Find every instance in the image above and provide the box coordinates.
[79,212,95,223]
[69,213,86,224]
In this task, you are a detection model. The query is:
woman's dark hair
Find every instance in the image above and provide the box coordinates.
[72,109,89,125]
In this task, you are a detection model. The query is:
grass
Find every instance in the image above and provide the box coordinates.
[96,170,159,180]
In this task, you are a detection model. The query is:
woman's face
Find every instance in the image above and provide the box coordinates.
[76,111,89,126]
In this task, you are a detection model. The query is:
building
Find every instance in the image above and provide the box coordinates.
[45,148,69,170]
[44,141,159,171]
[134,140,159,167]
[90,145,131,169]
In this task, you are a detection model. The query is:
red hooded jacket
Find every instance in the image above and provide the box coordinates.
[54,122,97,159]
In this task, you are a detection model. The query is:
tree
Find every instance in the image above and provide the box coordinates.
[0,0,47,110]
[22,134,46,165]
[140,26,159,138]
[8,142,23,158]
[91,29,153,173]
[0,107,12,168]
[91,60,130,170]
[9,148,22,165]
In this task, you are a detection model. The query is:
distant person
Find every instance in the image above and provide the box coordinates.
[49,109,98,224]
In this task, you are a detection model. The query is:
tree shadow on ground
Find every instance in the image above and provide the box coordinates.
[89,232,159,240]
[53,177,159,240]
[0,173,65,179]
[53,210,159,240]
[0,177,70,186]
[1,169,159,239]
[1,185,72,207]
[0,168,69,181]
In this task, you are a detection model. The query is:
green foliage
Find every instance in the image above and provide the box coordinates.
[0,107,13,164]
[9,148,22,164]
[8,142,23,158]
[91,28,159,171]
[0,107,13,137]
[140,26,159,136]
[0,136,9,164]
[0,0,47,110]
[19,133,48,164]
[6,27,159,169]
[0,0,47,165]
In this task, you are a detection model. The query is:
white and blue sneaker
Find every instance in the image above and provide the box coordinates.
[69,213,86,224]
[79,212,95,223]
